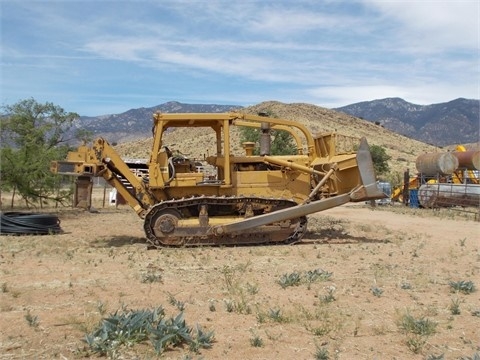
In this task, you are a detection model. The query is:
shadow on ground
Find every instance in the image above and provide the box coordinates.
[92,235,147,248]
[302,229,389,244]
[89,230,387,249]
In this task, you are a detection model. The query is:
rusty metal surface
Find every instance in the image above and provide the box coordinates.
[416,152,459,176]
[52,112,386,247]
[452,151,480,170]
[143,196,308,247]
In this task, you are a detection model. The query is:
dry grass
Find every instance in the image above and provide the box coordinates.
[1,190,479,359]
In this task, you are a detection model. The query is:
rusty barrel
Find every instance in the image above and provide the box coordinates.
[415,152,459,176]
[452,150,480,170]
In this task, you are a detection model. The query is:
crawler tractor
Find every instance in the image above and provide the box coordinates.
[51,112,384,247]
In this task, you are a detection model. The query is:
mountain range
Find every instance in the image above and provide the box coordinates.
[73,98,479,147]
[74,102,242,144]
[334,97,479,146]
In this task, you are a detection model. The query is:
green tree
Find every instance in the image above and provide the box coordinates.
[369,144,391,176]
[270,129,297,155]
[239,111,297,155]
[239,126,297,156]
[239,126,260,147]
[0,98,79,207]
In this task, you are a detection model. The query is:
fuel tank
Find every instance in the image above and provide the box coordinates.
[452,151,480,170]
[418,183,480,208]
[415,152,459,176]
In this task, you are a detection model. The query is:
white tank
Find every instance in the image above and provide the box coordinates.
[418,183,480,208]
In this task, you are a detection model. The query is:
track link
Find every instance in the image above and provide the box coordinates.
[143,196,307,247]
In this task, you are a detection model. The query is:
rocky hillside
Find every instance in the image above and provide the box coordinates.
[335,98,479,146]
[114,101,443,176]
[73,101,241,144]
[73,98,479,148]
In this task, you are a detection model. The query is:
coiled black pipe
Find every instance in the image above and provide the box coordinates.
[0,212,63,235]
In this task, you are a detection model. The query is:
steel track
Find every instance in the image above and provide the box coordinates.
[143,196,307,247]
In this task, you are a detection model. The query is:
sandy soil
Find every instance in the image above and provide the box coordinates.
[0,201,479,360]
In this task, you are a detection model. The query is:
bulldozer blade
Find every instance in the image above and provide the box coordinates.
[211,137,384,237]
[211,194,351,236]
[352,137,386,201]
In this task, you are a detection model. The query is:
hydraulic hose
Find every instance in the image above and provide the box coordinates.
[0,212,63,235]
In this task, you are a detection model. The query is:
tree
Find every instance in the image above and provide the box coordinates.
[369,144,391,176]
[239,126,297,155]
[0,98,79,207]
[239,111,297,157]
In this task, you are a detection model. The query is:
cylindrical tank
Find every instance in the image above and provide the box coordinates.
[452,151,480,170]
[418,183,480,208]
[415,152,459,176]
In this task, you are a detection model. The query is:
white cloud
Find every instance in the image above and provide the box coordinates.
[1,0,478,115]
[363,0,479,50]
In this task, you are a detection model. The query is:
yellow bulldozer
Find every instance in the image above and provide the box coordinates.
[51,112,385,247]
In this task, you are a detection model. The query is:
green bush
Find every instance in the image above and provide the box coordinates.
[84,306,214,356]
[449,280,476,294]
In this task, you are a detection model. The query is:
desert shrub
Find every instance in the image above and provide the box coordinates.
[25,310,39,328]
[314,344,330,360]
[397,312,437,354]
[449,280,476,294]
[249,331,264,347]
[277,268,332,289]
[84,306,214,356]
[277,271,302,288]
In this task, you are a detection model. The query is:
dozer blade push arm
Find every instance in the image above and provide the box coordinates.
[211,137,385,237]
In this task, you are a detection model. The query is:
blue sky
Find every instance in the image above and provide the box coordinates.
[1,0,479,116]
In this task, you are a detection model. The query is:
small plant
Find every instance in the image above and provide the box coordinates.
[319,287,336,304]
[310,324,332,337]
[371,286,384,297]
[277,271,302,288]
[314,344,329,360]
[267,308,287,323]
[246,282,259,295]
[221,265,238,294]
[277,268,333,289]
[426,354,445,360]
[397,312,437,354]
[460,353,480,360]
[233,295,251,315]
[224,299,235,313]
[189,325,215,353]
[256,311,267,324]
[459,237,466,247]
[1,282,8,293]
[471,309,480,317]
[96,301,107,316]
[249,332,263,347]
[449,298,461,315]
[398,313,437,336]
[167,292,186,311]
[25,310,39,328]
[449,280,476,294]
[305,269,333,283]
[208,299,216,312]
[141,269,163,284]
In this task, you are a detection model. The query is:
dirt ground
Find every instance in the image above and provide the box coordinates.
[0,196,479,359]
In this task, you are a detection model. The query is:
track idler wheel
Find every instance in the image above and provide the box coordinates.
[152,210,181,238]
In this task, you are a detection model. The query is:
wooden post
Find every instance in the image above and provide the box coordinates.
[402,169,410,206]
